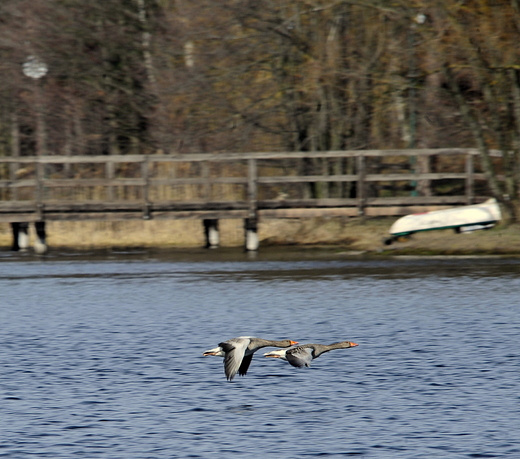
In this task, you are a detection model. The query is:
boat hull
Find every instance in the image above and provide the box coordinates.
[388,198,502,240]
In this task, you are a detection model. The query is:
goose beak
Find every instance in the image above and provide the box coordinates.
[264,353,280,358]
[203,351,218,356]
[350,342,359,347]
[290,340,298,345]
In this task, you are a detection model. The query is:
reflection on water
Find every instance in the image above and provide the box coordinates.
[1,249,519,458]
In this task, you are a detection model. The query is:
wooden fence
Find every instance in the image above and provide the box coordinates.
[0,148,500,223]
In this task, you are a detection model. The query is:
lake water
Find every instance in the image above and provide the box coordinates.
[1,249,519,458]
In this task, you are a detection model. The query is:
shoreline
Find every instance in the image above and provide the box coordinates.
[1,217,520,256]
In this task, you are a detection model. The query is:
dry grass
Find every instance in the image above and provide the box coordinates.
[379,222,520,255]
[2,216,520,255]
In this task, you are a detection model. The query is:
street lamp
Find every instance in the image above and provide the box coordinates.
[23,55,48,156]
[409,13,426,197]
[22,55,48,79]
[18,55,49,254]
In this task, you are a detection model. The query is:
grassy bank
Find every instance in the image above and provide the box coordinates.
[1,216,520,255]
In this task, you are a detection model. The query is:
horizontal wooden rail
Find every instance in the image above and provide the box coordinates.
[0,147,505,164]
[0,148,501,222]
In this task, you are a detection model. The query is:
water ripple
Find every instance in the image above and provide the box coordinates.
[1,255,519,458]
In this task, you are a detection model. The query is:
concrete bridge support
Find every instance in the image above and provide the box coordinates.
[11,223,29,252]
[203,218,259,250]
[10,222,47,253]
[244,218,259,251]
[203,219,220,249]
[34,221,47,254]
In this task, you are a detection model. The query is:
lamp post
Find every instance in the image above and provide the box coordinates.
[409,13,426,197]
[18,55,49,254]
[408,13,426,150]
[22,55,48,156]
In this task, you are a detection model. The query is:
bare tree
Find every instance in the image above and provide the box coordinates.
[0,0,163,156]
[413,0,520,220]
[2,0,519,221]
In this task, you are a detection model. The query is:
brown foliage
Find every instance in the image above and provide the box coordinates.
[1,0,520,216]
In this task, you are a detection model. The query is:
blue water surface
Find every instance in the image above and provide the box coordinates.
[1,251,519,458]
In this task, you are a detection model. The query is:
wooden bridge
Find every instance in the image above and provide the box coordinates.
[0,148,498,251]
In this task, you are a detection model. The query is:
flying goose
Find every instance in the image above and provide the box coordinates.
[203,336,298,381]
[264,341,358,368]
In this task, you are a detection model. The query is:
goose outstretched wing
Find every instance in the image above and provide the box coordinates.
[220,337,250,381]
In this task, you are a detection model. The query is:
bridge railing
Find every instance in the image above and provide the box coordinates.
[0,148,501,222]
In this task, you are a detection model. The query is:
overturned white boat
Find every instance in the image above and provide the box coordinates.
[386,198,501,244]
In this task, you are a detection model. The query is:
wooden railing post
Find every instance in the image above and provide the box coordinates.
[465,152,474,205]
[10,113,20,201]
[202,160,211,201]
[106,161,115,201]
[142,155,151,219]
[36,159,44,220]
[356,154,366,216]
[245,158,259,250]
[247,158,257,219]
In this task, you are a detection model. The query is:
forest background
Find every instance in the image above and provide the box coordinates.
[1,0,520,247]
